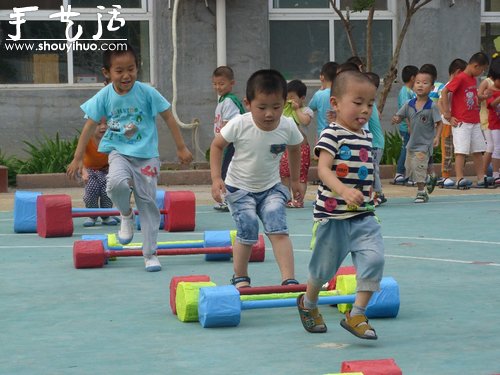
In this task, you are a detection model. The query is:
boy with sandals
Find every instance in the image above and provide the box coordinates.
[297,70,384,339]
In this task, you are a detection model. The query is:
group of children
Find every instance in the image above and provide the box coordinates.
[65,43,495,340]
[393,52,494,203]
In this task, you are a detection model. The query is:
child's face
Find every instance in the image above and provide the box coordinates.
[245,91,285,131]
[413,73,434,98]
[286,91,304,107]
[212,75,234,96]
[470,63,487,77]
[103,52,138,95]
[95,118,108,139]
[494,78,500,90]
[330,80,375,133]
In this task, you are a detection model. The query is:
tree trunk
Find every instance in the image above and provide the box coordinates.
[366,6,375,71]
[330,0,358,57]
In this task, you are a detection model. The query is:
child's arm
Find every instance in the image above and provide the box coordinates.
[317,149,364,206]
[488,95,500,108]
[433,120,443,148]
[210,134,230,203]
[289,100,312,126]
[438,86,459,126]
[67,119,98,180]
[287,144,302,202]
[478,79,493,102]
[160,109,193,165]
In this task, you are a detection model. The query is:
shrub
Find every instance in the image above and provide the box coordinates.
[381,131,402,165]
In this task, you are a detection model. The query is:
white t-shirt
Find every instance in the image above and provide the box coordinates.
[220,112,304,192]
[213,97,241,135]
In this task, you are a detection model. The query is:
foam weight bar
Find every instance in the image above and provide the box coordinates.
[197,276,400,328]
[14,191,196,237]
[73,230,265,269]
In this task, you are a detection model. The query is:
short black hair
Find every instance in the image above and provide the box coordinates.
[102,42,138,70]
[246,69,287,102]
[346,56,365,71]
[213,66,234,80]
[337,62,360,74]
[487,54,500,79]
[365,72,380,89]
[401,65,419,83]
[320,62,338,82]
[448,58,467,75]
[469,52,489,66]
[332,70,375,98]
[419,63,438,81]
[287,79,307,98]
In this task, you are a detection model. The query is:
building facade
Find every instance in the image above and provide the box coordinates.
[0,0,491,162]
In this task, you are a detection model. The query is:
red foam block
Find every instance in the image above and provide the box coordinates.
[341,358,402,375]
[327,265,357,290]
[36,194,73,238]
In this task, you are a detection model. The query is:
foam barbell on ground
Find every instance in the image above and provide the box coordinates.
[176,281,216,322]
[13,190,42,233]
[170,275,211,315]
[204,230,265,262]
[197,276,400,328]
[341,358,402,375]
[36,191,196,237]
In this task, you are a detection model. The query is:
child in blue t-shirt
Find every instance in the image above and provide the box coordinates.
[67,44,192,272]
[309,62,338,141]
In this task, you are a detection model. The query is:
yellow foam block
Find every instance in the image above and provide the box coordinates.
[336,274,357,313]
[107,233,204,249]
[176,281,216,322]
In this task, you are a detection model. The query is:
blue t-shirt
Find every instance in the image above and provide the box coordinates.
[368,103,384,149]
[397,85,415,133]
[81,81,170,158]
[308,88,331,138]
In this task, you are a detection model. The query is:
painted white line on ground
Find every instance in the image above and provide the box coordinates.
[385,254,500,266]
[0,245,71,248]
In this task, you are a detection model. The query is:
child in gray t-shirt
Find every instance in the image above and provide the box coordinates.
[393,70,442,203]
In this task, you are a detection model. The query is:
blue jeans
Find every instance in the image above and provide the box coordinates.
[225,183,290,245]
[396,131,410,176]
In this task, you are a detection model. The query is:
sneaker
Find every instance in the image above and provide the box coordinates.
[83,217,97,227]
[414,191,429,203]
[392,174,406,185]
[213,201,229,212]
[373,193,387,207]
[426,174,438,194]
[442,178,455,188]
[118,211,134,245]
[144,254,161,272]
[101,217,118,226]
[297,294,327,333]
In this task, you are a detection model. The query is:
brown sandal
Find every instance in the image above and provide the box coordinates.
[340,312,377,340]
[297,294,327,333]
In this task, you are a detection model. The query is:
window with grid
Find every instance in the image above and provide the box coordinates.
[269,0,394,80]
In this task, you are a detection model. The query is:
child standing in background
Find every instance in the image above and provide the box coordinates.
[210,69,303,288]
[440,52,489,188]
[438,58,468,187]
[309,62,338,141]
[67,44,193,272]
[81,117,117,227]
[485,59,500,184]
[365,72,386,206]
[212,66,246,211]
[297,70,383,339]
[280,79,314,208]
[393,65,418,185]
[393,69,442,203]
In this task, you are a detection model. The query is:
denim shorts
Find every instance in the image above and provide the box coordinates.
[309,214,384,292]
[225,183,291,245]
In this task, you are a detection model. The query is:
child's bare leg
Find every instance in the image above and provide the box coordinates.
[454,153,466,181]
[232,241,252,286]
[267,233,295,282]
[472,152,485,181]
[482,152,492,177]
[354,290,374,309]
[416,182,425,191]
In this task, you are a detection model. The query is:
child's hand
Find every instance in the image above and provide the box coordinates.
[484,88,493,99]
[211,178,226,203]
[81,168,89,182]
[290,181,303,203]
[433,136,440,148]
[391,115,402,125]
[66,159,83,180]
[341,187,364,207]
[177,145,193,165]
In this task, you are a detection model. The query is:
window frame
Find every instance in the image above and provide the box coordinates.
[0,0,153,88]
[481,0,500,17]
[268,0,397,83]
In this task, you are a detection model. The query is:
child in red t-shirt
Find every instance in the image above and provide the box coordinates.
[81,118,117,227]
[486,65,500,185]
[440,52,490,188]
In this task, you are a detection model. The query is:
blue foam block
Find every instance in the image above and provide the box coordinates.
[366,276,400,318]
[198,285,241,328]
[13,191,42,233]
[204,230,232,261]
[81,234,109,250]
[136,190,166,230]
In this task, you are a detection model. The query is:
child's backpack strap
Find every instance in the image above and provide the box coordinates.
[219,93,246,114]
